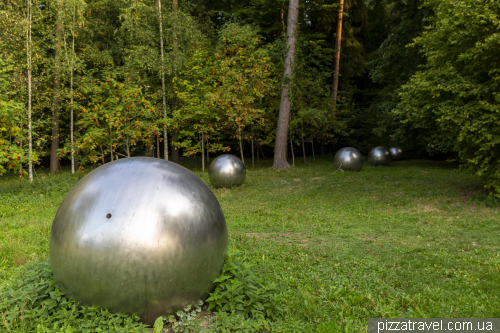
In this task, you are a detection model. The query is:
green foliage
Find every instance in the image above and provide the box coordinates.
[0,261,148,333]
[208,311,271,333]
[173,37,225,157]
[174,22,273,160]
[151,305,205,333]
[343,0,429,154]
[396,0,500,196]
[0,55,26,176]
[67,73,158,165]
[210,22,272,160]
[207,250,283,320]
[290,33,346,149]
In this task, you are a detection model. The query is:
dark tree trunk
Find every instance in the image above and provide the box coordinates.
[206,141,209,163]
[331,0,344,117]
[312,140,315,160]
[273,0,299,170]
[50,1,63,174]
[157,135,160,158]
[301,122,306,165]
[171,128,179,162]
[238,127,244,164]
[146,143,153,157]
[201,129,205,172]
[251,123,255,168]
[257,141,260,162]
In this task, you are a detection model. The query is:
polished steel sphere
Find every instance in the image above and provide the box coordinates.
[367,146,392,166]
[49,157,228,324]
[208,154,246,188]
[333,147,364,172]
[389,147,404,161]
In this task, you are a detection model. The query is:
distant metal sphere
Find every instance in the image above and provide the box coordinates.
[49,157,228,324]
[389,147,404,161]
[367,146,392,166]
[333,147,364,172]
[208,155,246,188]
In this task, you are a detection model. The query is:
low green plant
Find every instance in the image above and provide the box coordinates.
[157,301,205,333]
[208,312,271,333]
[206,250,283,320]
[0,261,148,333]
[472,190,500,208]
[153,252,284,333]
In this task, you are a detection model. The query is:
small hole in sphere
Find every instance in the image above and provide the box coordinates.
[106,213,112,219]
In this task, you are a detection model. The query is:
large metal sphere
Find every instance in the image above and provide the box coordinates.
[49,157,228,324]
[389,146,404,161]
[208,154,246,188]
[333,147,364,172]
[367,146,392,166]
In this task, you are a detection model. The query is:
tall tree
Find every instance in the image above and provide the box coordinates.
[157,0,168,161]
[170,0,179,163]
[50,0,63,174]
[26,0,33,182]
[331,0,344,116]
[273,0,299,170]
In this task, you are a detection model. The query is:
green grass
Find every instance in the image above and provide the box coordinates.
[1,157,499,332]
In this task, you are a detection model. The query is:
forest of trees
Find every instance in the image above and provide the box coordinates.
[0,0,499,196]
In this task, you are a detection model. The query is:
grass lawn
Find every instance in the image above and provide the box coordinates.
[0,157,499,332]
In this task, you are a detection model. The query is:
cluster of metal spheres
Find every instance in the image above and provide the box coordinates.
[49,158,228,324]
[50,147,406,324]
[334,146,403,171]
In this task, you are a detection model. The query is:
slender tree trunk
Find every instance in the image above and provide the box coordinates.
[158,0,168,161]
[70,14,75,173]
[257,141,260,162]
[260,144,265,160]
[109,127,113,161]
[50,0,63,174]
[301,122,306,165]
[273,0,299,170]
[27,0,33,182]
[201,130,205,172]
[100,145,105,164]
[251,123,255,168]
[289,130,295,167]
[331,0,344,117]
[20,121,23,177]
[239,127,245,164]
[170,0,180,164]
[312,140,315,160]
[157,135,160,158]
[171,128,179,162]
[126,137,130,157]
[206,141,209,163]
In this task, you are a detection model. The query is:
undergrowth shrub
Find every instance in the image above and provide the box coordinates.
[0,251,284,333]
[206,250,283,319]
[156,250,284,333]
[0,261,148,333]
